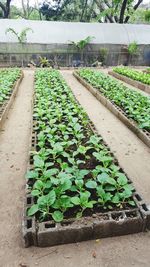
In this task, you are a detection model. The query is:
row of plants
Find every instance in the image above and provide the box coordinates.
[144,68,150,74]
[0,68,21,106]
[113,66,150,86]
[77,69,150,131]
[26,69,136,223]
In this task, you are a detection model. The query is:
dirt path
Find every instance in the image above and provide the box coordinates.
[0,69,150,267]
[61,70,150,203]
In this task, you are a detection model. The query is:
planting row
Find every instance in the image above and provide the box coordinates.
[113,67,150,86]
[0,68,21,106]
[26,69,137,224]
[77,69,150,132]
[144,68,150,74]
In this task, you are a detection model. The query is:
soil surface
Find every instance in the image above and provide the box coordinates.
[0,69,150,267]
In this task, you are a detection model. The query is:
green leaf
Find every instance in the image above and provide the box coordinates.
[97,173,110,184]
[112,193,120,204]
[37,195,48,207]
[52,211,64,222]
[31,189,40,196]
[60,179,72,192]
[45,180,52,189]
[105,185,116,191]
[34,155,44,168]
[34,180,44,190]
[107,178,116,185]
[117,173,128,186]
[28,204,39,216]
[46,190,56,205]
[85,180,97,189]
[128,200,135,206]
[25,170,38,179]
[80,191,91,204]
[75,179,84,188]
[43,168,58,178]
[77,170,89,179]
[85,200,96,208]
[89,135,101,145]
[71,196,80,205]
[77,145,87,154]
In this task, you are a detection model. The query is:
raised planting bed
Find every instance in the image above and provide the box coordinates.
[143,68,150,75]
[110,67,150,94]
[74,69,150,148]
[0,68,23,129]
[23,69,149,247]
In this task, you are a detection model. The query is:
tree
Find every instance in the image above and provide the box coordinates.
[95,0,144,23]
[145,9,150,22]
[0,0,12,18]
[40,0,97,22]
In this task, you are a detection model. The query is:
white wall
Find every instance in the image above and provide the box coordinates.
[0,19,150,45]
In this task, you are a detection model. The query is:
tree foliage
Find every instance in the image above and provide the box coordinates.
[145,9,150,22]
[95,0,144,23]
[0,0,12,18]
[0,0,145,23]
[40,0,97,22]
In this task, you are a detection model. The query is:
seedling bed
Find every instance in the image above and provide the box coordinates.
[74,71,150,148]
[109,71,150,94]
[23,69,149,247]
[0,69,23,129]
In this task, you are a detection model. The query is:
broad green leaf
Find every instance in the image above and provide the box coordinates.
[34,155,44,168]
[52,211,64,222]
[71,196,80,205]
[85,180,97,189]
[112,193,120,204]
[117,173,128,186]
[43,169,58,178]
[97,173,110,184]
[28,204,39,216]
[46,190,56,205]
[31,189,40,196]
[34,180,44,190]
[25,170,38,179]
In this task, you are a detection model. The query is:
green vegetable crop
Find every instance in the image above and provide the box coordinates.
[77,69,150,131]
[113,66,150,85]
[0,68,21,106]
[27,69,135,223]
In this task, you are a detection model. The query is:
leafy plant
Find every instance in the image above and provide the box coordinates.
[99,48,108,66]
[69,36,94,62]
[77,68,150,132]
[127,42,138,55]
[5,27,33,43]
[0,69,21,105]
[5,27,33,67]
[26,69,136,223]
[39,56,51,68]
[114,66,150,86]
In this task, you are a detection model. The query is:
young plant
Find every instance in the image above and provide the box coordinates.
[27,69,136,223]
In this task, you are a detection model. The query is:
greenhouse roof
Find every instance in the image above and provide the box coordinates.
[0,19,150,45]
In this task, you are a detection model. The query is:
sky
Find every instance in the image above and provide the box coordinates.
[12,0,40,7]
[12,0,150,8]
